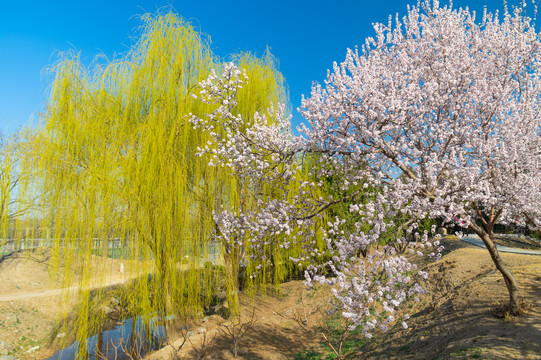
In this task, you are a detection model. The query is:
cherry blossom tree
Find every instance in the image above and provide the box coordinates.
[191,67,439,339]
[299,0,541,315]
[191,0,541,336]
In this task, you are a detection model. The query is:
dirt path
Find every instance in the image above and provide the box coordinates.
[0,254,136,302]
[0,279,128,302]
[0,253,219,303]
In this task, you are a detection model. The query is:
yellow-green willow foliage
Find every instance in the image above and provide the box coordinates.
[0,139,17,235]
[0,135,32,241]
[18,12,316,357]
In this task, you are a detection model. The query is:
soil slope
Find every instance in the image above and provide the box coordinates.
[360,237,541,359]
[147,236,541,359]
[1,237,540,359]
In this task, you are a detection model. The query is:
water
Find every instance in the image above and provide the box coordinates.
[47,315,174,360]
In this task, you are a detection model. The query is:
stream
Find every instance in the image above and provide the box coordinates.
[47,315,174,360]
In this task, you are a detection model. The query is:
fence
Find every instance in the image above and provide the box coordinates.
[0,234,222,263]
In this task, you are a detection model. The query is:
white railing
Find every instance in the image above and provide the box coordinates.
[0,236,222,262]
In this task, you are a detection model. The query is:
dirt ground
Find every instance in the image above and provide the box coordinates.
[0,251,66,360]
[360,237,541,359]
[1,236,540,360]
[0,250,135,360]
[145,281,330,360]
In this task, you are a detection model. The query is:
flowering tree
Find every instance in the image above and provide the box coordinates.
[298,0,541,315]
[191,0,541,337]
[192,68,439,339]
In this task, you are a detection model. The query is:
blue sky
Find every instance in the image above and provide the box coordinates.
[0,0,522,135]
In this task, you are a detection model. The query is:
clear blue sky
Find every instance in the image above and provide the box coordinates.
[0,0,522,135]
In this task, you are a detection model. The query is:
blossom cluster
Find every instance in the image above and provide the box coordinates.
[189,63,299,183]
[299,1,541,232]
[190,0,541,338]
[190,64,441,337]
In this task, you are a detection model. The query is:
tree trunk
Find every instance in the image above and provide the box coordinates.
[129,316,138,358]
[223,249,240,310]
[469,223,520,313]
[103,239,108,258]
[96,331,103,359]
[157,247,173,340]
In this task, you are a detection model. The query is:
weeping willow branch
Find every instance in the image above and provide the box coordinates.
[18,11,297,360]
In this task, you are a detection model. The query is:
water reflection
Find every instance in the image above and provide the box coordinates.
[48,315,174,360]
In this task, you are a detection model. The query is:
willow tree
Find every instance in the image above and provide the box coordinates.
[23,12,300,356]
[0,134,38,257]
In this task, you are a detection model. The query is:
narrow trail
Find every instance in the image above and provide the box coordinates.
[0,277,131,302]
[0,255,222,302]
